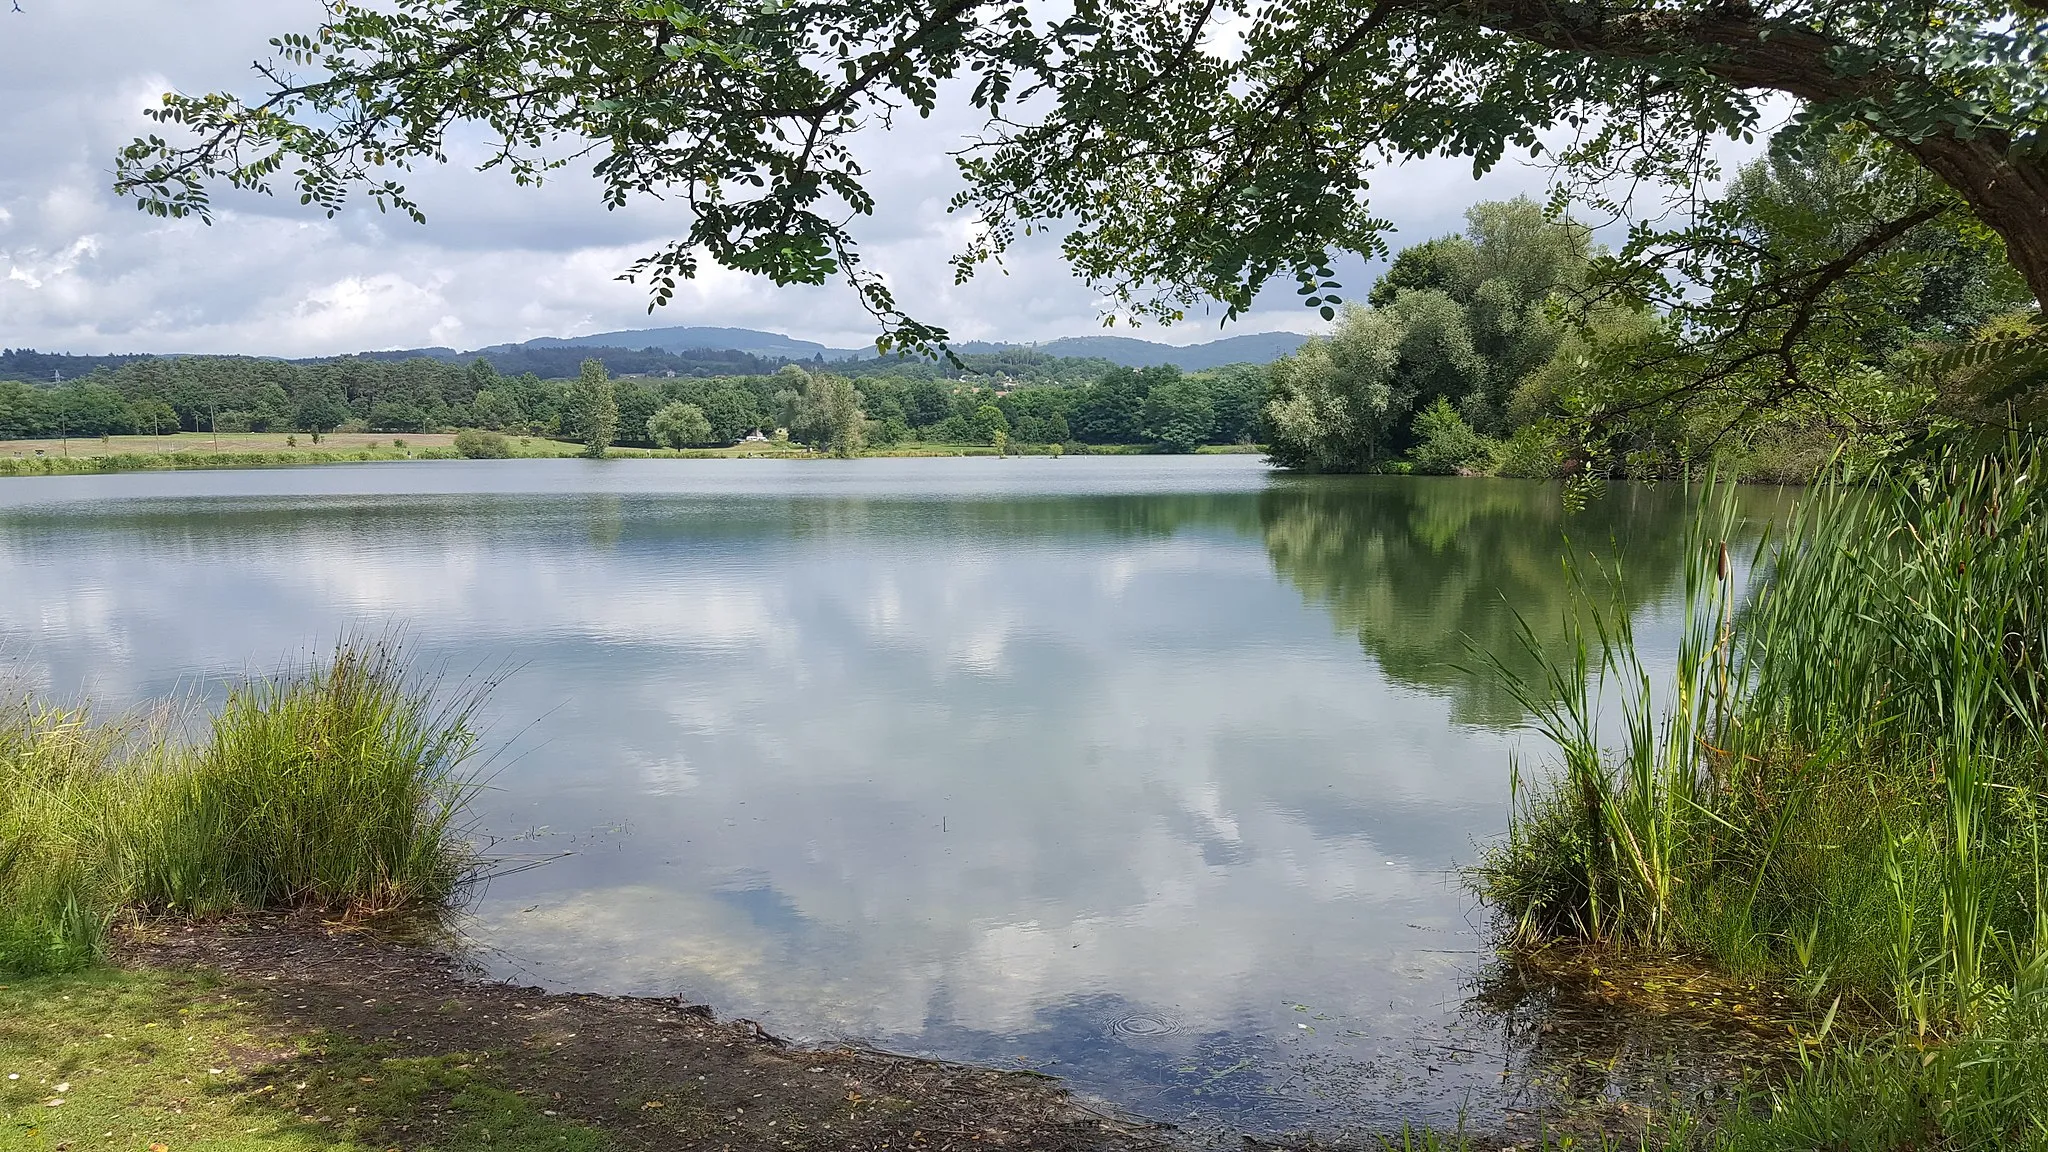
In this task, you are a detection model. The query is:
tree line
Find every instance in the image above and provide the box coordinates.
[0,343,1265,454]
[1265,154,2035,481]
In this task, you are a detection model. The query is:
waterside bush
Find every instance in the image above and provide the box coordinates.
[0,642,483,975]
[453,427,513,458]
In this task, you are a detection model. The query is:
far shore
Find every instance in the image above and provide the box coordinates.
[0,431,1264,477]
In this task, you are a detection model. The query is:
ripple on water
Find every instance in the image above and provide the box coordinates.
[1110,1011,1185,1039]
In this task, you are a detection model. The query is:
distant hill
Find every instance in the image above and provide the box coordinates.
[469,344,787,379]
[350,347,462,363]
[0,348,158,382]
[953,331,1310,370]
[500,326,868,361]
[493,325,1314,369]
[505,323,1318,366]
[3,325,1317,383]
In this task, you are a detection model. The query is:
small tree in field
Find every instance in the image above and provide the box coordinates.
[566,359,618,459]
[648,401,713,449]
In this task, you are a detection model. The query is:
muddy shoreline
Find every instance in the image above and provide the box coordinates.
[112,914,1181,1152]
[93,916,1744,1151]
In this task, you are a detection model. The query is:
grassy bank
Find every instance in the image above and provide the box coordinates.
[1475,435,2048,1146]
[0,641,481,975]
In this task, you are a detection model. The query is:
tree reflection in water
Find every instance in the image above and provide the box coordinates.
[1255,476,1786,727]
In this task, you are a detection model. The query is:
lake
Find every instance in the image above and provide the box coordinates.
[0,456,1754,1142]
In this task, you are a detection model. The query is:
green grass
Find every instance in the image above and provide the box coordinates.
[0,641,483,976]
[1710,998,2048,1150]
[0,967,602,1152]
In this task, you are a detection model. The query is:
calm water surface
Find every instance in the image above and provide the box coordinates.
[0,456,1751,1141]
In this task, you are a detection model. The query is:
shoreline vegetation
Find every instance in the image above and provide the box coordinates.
[0,642,1160,1152]
[0,640,482,975]
[0,430,1262,478]
[1474,434,2048,1148]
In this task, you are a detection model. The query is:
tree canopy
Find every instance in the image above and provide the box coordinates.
[566,358,619,457]
[1263,198,1601,471]
[1567,133,2034,448]
[112,0,2048,356]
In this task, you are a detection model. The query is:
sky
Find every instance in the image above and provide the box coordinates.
[1,2,1566,358]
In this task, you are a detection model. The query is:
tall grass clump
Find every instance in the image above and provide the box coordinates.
[0,640,485,976]
[125,641,484,914]
[0,702,134,973]
[1478,433,2048,1026]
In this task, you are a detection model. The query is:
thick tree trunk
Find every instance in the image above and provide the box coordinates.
[1894,136,2048,309]
[1454,0,2048,308]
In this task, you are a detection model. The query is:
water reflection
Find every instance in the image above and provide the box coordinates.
[1254,477,1790,727]
[0,458,1760,1141]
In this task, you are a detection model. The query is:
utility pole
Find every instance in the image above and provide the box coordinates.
[210,399,220,454]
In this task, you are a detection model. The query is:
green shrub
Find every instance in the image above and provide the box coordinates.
[454,428,512,458]
[1408,397,1497,474]
[1722,431,1843,484]
[1493,424,1566,478]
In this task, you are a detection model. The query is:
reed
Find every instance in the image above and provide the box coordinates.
[1463,435,2048,1152]
[0,640,484,975]
[1480,436,2048,1022]
[1470,436,2048,1146]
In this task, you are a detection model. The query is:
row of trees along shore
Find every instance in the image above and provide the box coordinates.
[0,344,1266,457]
